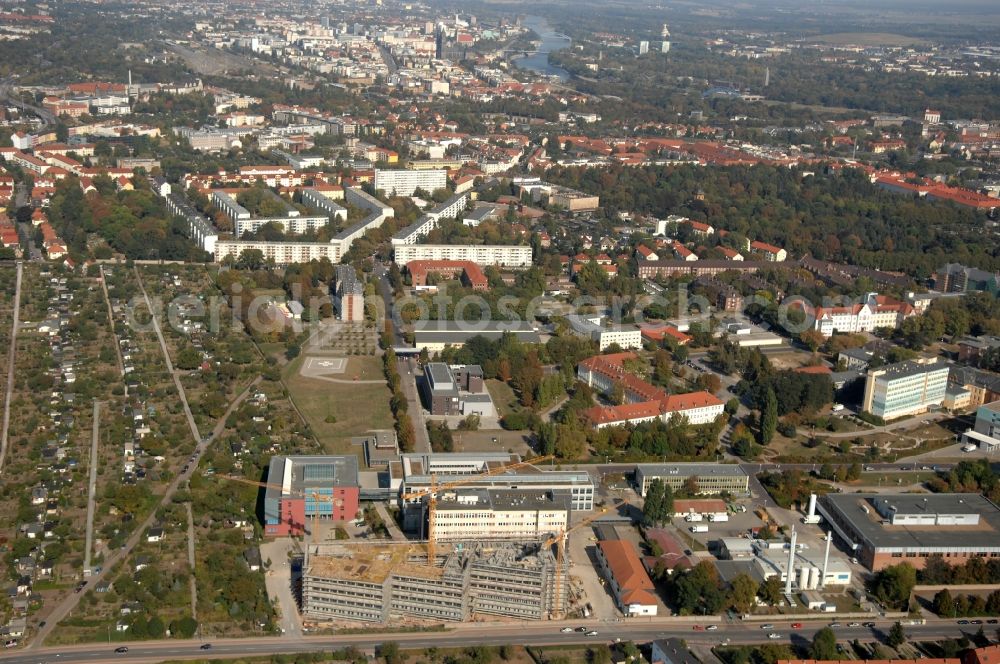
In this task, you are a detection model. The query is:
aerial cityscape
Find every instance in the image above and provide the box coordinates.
[0,0,998,662]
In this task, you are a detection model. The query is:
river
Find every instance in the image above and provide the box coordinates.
[512,16,571,81]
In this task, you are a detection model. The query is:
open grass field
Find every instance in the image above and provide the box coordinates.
[486,379,519,418]
[283,355,393,456]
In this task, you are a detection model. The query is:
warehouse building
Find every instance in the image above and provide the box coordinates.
[302,541,565,623]
[412,320,540,353]
[263,456,360,536]
[817,493,1000,571]
[634,463,749,496]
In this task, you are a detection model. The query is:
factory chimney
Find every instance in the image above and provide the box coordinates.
[784,527,797,595]
[821,533,832,589]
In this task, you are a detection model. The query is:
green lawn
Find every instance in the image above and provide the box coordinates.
[486,379,519,418]
[283,356,393,456]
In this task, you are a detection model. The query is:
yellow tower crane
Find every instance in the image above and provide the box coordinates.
[540,498,631,620]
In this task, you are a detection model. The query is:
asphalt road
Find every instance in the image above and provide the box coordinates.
[1,619,981,664]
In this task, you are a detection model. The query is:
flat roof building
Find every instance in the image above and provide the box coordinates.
[264,456,361,536]
[412,321,540,353]
[392,452,594,529]
[635,463,749,496]
[302,541,565,623]
[431,487,570,542]
[817,492,1000,571]
[862,357,949,420]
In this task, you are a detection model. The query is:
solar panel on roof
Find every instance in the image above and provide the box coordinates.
[303,464,336,481]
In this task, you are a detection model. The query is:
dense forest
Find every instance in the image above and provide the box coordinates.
[543,163,999,279]
[552,42,1000,120]
[46,176,206,261]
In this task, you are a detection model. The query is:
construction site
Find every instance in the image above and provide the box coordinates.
[241,453,620,626]
[302,541,566,623]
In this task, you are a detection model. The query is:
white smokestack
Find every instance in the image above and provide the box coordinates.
[785,528,797,595]
[821,533,832,589]
[808,494,817,518]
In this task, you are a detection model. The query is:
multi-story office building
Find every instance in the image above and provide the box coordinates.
[634,463,749,496]
[374,168,447,197]
[391,452,595,528]
[862,358,949,420]
[263,456,360,536]
[566,314,642,351]
[963,400,1000,451]
[431,488,570,542]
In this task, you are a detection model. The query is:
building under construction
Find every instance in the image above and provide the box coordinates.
[302,541,565,623]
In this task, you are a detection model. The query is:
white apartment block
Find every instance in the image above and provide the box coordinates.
[374,168,447,197]
[300,188,348,222]
[215,240,342,264]
[235,216,331,236]
[164,193,218,254]
[212,191,252,222]
[391,192,470,245]
[393,244,532,267]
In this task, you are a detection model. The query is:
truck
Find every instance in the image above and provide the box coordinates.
[831,404,845,413]
[709,513,729,522]
[690,524,709,533]
[684,513,703,522]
